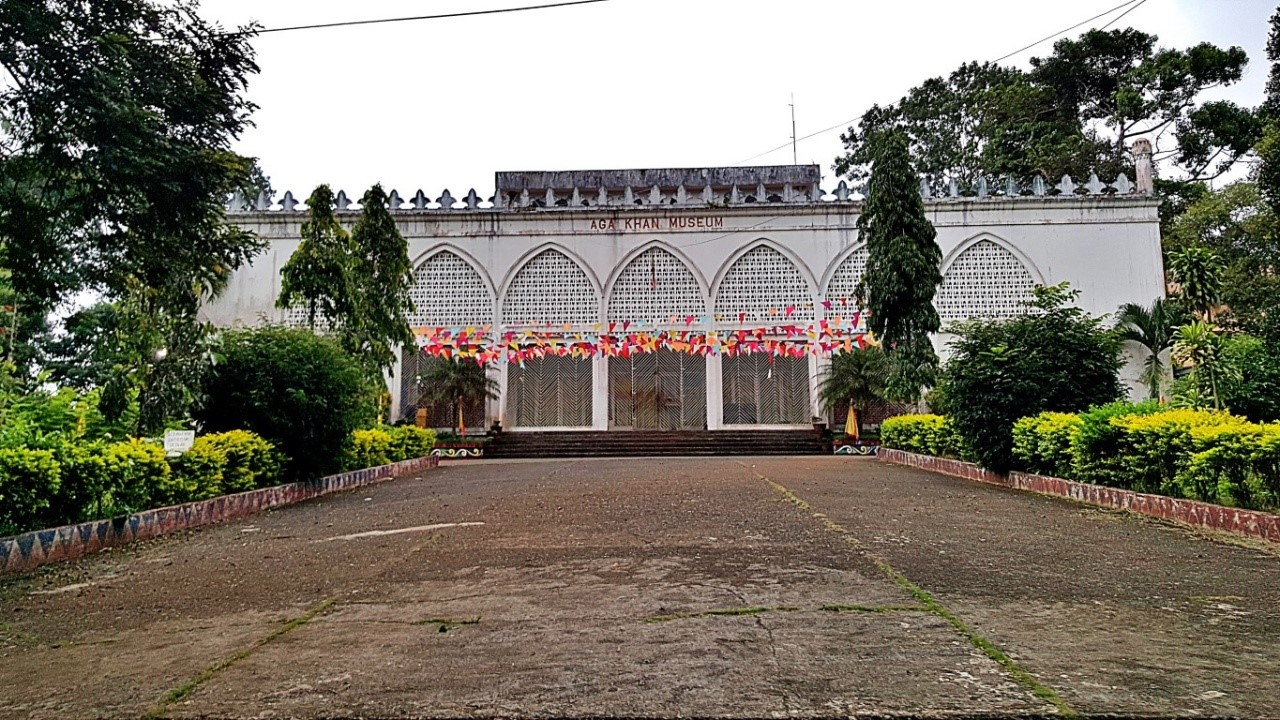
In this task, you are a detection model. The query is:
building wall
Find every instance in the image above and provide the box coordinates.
[207,195,1164,428]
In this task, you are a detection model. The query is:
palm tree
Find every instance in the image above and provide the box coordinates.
[818,346,889,439]
[415,357,499,435]
[1114,298,1189,400]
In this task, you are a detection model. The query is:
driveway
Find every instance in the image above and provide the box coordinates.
[1,456,1276,718]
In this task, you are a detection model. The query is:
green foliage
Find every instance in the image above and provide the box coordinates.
[386,426,437,461]
[1113,299,1190,399]
[277,185,354,331]
[881,414,966,459]
[198,327,373,481]
[836,28,1253,187]
[856,132,942,401]
[1110,408,1247,497]
[0,0,264,326]
[168,441,226,502]
[1069,400,1163,487]
[1215,335,1280,423]
[1171,321,1234,409]
[414,357,499,432]
[0,447,60,536]
[345,428,395,470]
[818,347,888,433]
[1011,412,1083,478]
[100,438,170,515]
[198,430,282,493]
[1166,247,1223,320]
[345,185,415,374]
[941,284,1124,472]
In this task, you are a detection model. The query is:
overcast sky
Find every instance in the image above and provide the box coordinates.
[197,0,1278,201]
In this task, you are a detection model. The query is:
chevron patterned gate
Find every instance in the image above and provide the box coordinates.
[506,355,593,428]
[608,349,706,430]
[721,353,810,425]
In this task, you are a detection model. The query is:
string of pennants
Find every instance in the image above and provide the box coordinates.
[415,311,873,365]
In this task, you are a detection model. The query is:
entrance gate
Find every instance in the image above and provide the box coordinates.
[609,349,706,430]
[506,355,593,428]
[721,353,810,425]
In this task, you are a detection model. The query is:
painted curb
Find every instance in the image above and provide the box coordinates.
[878,448,1280,545]
[0,455,439,575]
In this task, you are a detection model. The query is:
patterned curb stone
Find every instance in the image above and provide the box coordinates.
[0,455,439,575]
[878,448,1280,545]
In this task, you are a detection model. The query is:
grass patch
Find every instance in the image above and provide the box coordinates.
[819,604,927,614]
[141,598,335,719]
[644,605,799,623]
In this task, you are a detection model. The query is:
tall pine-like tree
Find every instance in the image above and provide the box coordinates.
[276,185,354,330]
[856,132,943,402]
[346,184,415,374]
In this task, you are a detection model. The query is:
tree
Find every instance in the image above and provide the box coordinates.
[1114,299,1189,399]
[817,346,889,438]
[1171,321,1235,410]
[0,0,264,321]
[198,327,373,481]
[344,184,414,376]
[856,132,943,402]
[940,284,1124,472]
[1166,246,1223,320]
[1165,182,1280,335]
[276,185,354,330]
[414,357,498,434]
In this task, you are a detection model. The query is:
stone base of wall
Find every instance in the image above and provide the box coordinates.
[878,448,1280,545]
[0,455,439,575]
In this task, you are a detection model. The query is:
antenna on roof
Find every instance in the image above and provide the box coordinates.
[789,93,798,166]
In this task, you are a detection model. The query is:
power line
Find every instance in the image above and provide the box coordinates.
[730,0,1144,167]
[243,0,610,36]
[1099,0,1150,31]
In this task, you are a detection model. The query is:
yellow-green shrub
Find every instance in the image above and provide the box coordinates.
[198,430,282,492]
[1012,412,1083,477]
[881,415,965,458]
[387,426,436,461]
[168,441,226,502]
[100,438,169,515]
[0,447,61,536]
[344,428,395,470]
[1069,401,1163,487]
[1111,409,1244,495]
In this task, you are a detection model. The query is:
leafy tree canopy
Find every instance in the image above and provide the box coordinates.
[837,29,1252,189]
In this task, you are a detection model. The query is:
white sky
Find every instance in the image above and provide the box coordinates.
[197,0,1277,200]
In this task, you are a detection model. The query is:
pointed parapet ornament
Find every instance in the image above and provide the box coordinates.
[1004,177,1020,197]
[834,180,851,201]
[411,189,429,209]
[598,187,610,206]
[755,182,768,203]
[1085,173,1106,195]
[676,184,688,205]
[465,189,482,209]
[387,189,405,209]
[254,191,271,211]
[439,189,458,209]
[518,189,531,208]
[623,186,635,205]
[730,185,744,204]
[919,177,931,198]
[649,185,663,205]
[947,177,959,198]
[976,177,989,199]
[335,190,351,210]
[700,185,714,204]
[1031,176,1047,196]
[1056,175,1077,196]
[1112,173,1134,195]
[279,190,299,211]
[226,190,247,212]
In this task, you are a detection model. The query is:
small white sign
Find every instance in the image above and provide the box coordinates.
[164,430,196,455]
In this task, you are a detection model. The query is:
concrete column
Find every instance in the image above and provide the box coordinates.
[387,344,403,423]
[495,355,510,429]
[592,355,609,430]
[706,353,723,430]
[1133,139,1154,195]
[811,353,829,423]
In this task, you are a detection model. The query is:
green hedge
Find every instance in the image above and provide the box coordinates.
[1012,405,1280,510]
[343,426,437,471]
[881,415,967,459]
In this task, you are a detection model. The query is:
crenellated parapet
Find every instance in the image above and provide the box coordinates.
[229,143,1155,213]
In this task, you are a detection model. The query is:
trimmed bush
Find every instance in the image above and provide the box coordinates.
[1110,408,1242,495]
[387,426,436,461]
[168,441,226,502]
[198,327,375,481]
[1011,412,1083,477]
[881,414,965,458]
[1069,401,1163,488]
[198,430,282,493]
[345,428,395,470]
[101,438,170,515]
[0,447,61,536]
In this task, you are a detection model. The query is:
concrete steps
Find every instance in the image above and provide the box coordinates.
[487,430,825,458]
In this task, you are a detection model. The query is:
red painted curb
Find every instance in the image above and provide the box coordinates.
[0,455,440,575]
[877,448,1280,545]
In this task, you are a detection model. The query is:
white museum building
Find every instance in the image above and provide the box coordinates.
[207,153,1164,432]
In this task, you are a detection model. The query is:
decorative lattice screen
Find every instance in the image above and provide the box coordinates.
[714,246,813,323]
[399,353,489,427]
[608,350,706,429]
[608,247,705,324]
[825,246,869,308]
[409,250,493,328]
[503,249,598,326]
[935,240,1036,321]
[506,355,594,428]
[722,353,810,425]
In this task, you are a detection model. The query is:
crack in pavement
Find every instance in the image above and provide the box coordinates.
[742,462,1078,718]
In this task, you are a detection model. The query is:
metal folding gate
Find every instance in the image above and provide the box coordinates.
[506,354,593,428]
[608,349,706,430]
[721,353,810,425]
[399,349,487,427]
